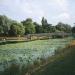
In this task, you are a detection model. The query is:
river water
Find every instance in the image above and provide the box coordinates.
[0,37,72,72]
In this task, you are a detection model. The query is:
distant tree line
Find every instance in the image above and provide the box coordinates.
[0,15,74,36]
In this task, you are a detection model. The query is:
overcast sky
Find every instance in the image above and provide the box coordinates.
[0,0,75,26]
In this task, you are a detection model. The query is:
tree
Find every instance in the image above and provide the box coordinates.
[34,22,43,33]
[64,24,72,33]
[41,17,48,32]
[56,22,66,31]
[72,26,75,33]
[9,22,25,36]
[0,15,14,36]
[50,26,56,32]
[21,18,35,34]
[56,22,72,32]
[41,17,55,33]
[0,26,4,35]
[41,17,48,28]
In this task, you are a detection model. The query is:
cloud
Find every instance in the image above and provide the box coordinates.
[47,0,68,12]
[0,0,73,25]
[53,13,70,20]
[52,12,71,24]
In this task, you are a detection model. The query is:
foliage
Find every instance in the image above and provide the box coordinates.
[9,22,25,36]
[56,22,72,32]
[41,17,49,32]
[72,26,75,33]
[0,15,14,36]
[41,17,56,33]
[0,15,72,36]
[0,26,4,35]
[34,22,43,33]
[22,18,35,34]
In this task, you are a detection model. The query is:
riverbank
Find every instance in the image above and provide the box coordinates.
[0,32,72,45]
[32,40,75,75]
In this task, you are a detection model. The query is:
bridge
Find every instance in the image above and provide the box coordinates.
[0,32,73,42]
[28,32,72,39]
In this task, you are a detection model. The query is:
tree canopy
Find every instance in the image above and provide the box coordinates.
[34,22,43,33]
[9,22,25,36]
[21,18,35,34]
[0,15,16,36]
[0,15,73,36]
[72,26,75,33]
[41,17,56,33]
[56,22,72,33]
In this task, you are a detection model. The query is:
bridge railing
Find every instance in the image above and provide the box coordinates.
[0,32,72,41]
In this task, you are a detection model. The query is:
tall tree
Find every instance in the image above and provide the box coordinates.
[22,18,35,34]
[41,17,54,33]
[41,17,48,28]
[0,15,14,36]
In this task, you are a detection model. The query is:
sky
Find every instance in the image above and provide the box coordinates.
[0,0,75,26]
